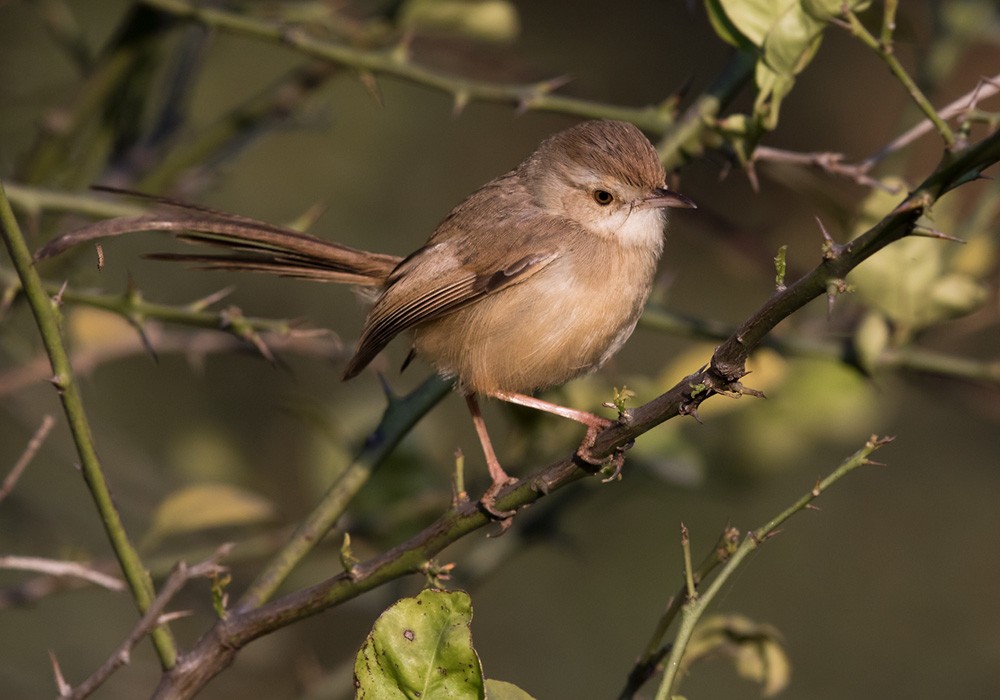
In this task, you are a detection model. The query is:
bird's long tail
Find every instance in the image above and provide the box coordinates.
[34,189,401,287]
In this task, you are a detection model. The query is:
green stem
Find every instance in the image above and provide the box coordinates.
[139,0,677,133]
[0,183,177,667]
[657,49,756,170]
[235,374,452,611]
[843,7,955,148]
[654,436,890,699]
[2,181,147,219]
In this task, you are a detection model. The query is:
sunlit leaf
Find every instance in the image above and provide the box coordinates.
[355,589,484,699]
[145,483,277,544]
[398,0,520,43]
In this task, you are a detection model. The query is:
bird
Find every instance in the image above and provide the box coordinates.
[36,119,695,517]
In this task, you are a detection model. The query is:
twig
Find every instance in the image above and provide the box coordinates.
[138,0,677,133]
[0,324,345,398]
[0,415,55,503]
[860,72,1000,169]
[753,71,1000,185]
[841,6,955,148]
[0,555,125,592]
[653,436,893,700]
[617,527,740,699]
[60,545,232,700]
[0,182,177,667]
[641,307,1000,388]
[234,374,452,612]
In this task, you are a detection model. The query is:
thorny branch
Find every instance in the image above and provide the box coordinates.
[144,123,1000,700]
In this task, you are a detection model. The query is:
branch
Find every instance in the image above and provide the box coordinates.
[750,71,1000,185]
[59,545,231,700]
[0,555,125,593]
[149,127,1000,698]
[841,6,955,147]
[0,182,178,667]
[0,323,345,397]
[653,436,892,699]
[640,307,1000,388]
[138,0,677,132]
[0,414,55,502]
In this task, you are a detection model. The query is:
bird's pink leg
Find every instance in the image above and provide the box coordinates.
[465,393,518,518]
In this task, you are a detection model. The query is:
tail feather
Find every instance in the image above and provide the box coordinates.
[36,211,401,286]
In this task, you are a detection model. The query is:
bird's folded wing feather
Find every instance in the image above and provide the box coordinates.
[342,247,559,378]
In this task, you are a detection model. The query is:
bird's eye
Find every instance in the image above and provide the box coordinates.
[592,189,614,206]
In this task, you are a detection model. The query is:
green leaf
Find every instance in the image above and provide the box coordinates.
[398,0,520,43]
[719,0,795,47]
[355,589,485,699]
[848,177,988,334]
[485,679,537,700]
[802,0,871,21]
[704,0,754,48]
[145,483,276,545]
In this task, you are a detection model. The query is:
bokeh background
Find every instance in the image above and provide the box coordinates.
[2,1,999,698]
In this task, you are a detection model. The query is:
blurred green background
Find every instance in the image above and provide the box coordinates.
[2,1,999,698]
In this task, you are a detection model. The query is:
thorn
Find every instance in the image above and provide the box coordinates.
[538,73,572,95]
[804,503,822,511]
[376,372,398,402]
[289,201,328,232]
[862,459,887,467]
[683,404,702,423]
[817,216,846,259]
[391,31,414,64]
[358,70,383,108]
[452,91,470,117]
[49,649,71,696]
[910,226,966,244]
[53,280,69,307]
[825,278,852,318]
[868,434,895,448]
[129,319,160,364]
[96,243,105,271]
[188,286,235,312]
[740,384,766,399]
[812,478,822,497]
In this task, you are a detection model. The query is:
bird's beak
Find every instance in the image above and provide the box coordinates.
[646,187,696,209]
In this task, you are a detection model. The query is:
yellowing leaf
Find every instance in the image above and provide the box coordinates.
[399,0,520,43]
[146,483,277,545]
[355,589,484,699]
[684,614,791,697]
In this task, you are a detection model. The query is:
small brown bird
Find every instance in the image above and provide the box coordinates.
[37,120,695,516]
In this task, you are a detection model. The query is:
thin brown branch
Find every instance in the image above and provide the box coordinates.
[61,545,232,700]
[0,415,55,503]
[0,555,125,592]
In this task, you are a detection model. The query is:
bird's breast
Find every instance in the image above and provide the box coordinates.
[412,239,659,394]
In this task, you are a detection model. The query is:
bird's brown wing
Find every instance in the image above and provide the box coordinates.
[342,246,558,379]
